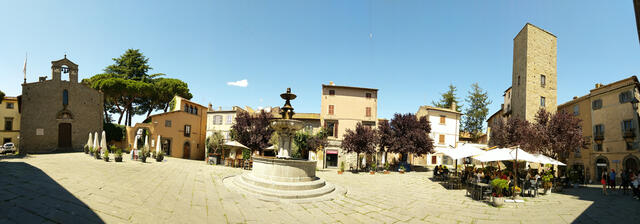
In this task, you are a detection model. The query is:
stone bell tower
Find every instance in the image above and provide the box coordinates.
[51,55,79,83]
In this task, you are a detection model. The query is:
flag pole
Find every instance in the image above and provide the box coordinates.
[23,53,27,84]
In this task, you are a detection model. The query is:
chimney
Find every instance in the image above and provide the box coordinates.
[329,81,335,86]
[451,102,457,111]
[573,96,578,100]
[595,83,603,88]
[208,103,213,110]
[218,106,222,111]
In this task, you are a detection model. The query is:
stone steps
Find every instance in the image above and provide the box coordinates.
[241,173,327,191]
[225,173,338,201]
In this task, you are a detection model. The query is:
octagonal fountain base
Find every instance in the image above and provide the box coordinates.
[223,156,346,203]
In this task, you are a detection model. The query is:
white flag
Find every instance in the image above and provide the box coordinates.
[23,53,27,81]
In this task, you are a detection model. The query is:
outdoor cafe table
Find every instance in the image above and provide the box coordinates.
[472,183,490,200]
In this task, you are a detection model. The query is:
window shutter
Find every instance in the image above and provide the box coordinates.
[620,93,624,103]
[335,122,338,137]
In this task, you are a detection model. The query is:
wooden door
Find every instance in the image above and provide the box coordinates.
[58,123,72,148]
[183,142,191,159]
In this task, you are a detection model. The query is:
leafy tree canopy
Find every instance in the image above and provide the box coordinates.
[231,111,274,154]
[432,84,462,112]
[382,113,434,156]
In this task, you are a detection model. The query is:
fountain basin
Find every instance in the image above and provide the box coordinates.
[252,156,317,182]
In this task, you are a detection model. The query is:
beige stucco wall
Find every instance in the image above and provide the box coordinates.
[0,97,21,149]
[320,85,378,169]
[511,24,557,122]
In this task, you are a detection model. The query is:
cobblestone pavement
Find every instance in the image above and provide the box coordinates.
[1,153,638,223]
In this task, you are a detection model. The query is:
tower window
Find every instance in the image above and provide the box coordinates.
[365,107,371,117]
[62,90,69,106]
[541,75,546,87]
[329,90,335,95]
[592,99,603,110]
[540,96,546,107]
[328,105,334,115]
[366,93,372,98]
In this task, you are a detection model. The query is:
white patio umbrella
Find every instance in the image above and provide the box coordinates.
[436,143,486,174]
[156,135,162,155]
[87,133,93,149]
[265,145,276,151]
[100,131,107,154]
[224,140,249,149]
[144,135,149,150]
[93,132,99,152]
[533,154,566,166]
[472,147,538,163]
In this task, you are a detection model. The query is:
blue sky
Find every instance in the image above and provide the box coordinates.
[1,1,639,126]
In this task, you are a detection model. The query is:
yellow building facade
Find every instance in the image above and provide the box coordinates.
[127,96,208,160]
[559,76,640,183]
[1,96,20,149]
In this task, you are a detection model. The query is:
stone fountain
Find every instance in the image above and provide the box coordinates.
[224,88,344,203]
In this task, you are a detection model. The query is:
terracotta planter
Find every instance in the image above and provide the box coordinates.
[384,171,390,174]
[115,157,123,162]
[338,171,344,174]
[399,170,405,174]
[141,157,147,163]
[156,155,164,162]
[370,171,375,175]
[104,157,109,162]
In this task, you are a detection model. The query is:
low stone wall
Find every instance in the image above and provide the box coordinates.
[252,156,317,182]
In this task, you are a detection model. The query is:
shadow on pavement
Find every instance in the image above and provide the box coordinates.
[0,162,104,223]
[556,185,640,223]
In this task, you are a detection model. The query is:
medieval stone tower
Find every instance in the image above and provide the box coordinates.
[510,23,557,122]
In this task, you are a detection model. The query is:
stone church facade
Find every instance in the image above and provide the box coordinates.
[20,56,103,153]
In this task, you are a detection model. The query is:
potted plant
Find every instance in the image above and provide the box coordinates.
[542,171,554,194]
[399,165,406,174]
[383,162,390,174]
[338,161,345,174]
[156,150,164,162]
[140,147,150,163]
[94,147,101,160]
[114,148,123,162]
[84,145,89,154]
[490,178,509,207]
[103,149,109,162]
[370,162,376,175]
[89,147,94,156]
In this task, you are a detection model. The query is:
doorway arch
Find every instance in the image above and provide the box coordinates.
[183,142,191,159]
[594,156,609,181]
[623,155,639,173]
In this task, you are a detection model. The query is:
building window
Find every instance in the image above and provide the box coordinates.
[326,121,337,137]
[328,105,334,115]
[438,135,445,144]
[623,120,634,150]
[619,91,633,103]
[594,124,604,136]
[329,90,335,95]
[540,96,546,107]
[194,107,198,115]
[184,125,191,137]
[366,93,372,98]
[214,115,223,125]
[592,99,603,110]
[518,76,520,86]
[595,143,603,152]
[226,115,233,124]
[4,118,13,131]
[540,75,546,87]
[365,107,371,117]
[62,89,69,106]
[439,116,446,125]
[622,120,633,132]
[165,120,172,127]
[3,138,11,144]
[6,102,14,109]
[573,105,579,116]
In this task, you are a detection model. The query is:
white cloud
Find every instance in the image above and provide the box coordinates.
[227,79,248,87]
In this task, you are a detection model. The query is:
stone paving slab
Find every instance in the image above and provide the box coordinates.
[1,152,639,223]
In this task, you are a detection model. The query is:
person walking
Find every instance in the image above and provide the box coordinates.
[620,169,629,194]
[608,169,616,191]
[631,171,640,200]
[601,171,608,195]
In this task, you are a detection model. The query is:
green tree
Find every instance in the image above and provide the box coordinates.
[432,84,462,112]
[462,83,491,142]
[206,131,225,158]
[83,49,192,125]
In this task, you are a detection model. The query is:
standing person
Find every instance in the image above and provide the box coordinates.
[609,169,616,191]
[631,171,640,200]
[601,171,608,195]
[620,169,629,194]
